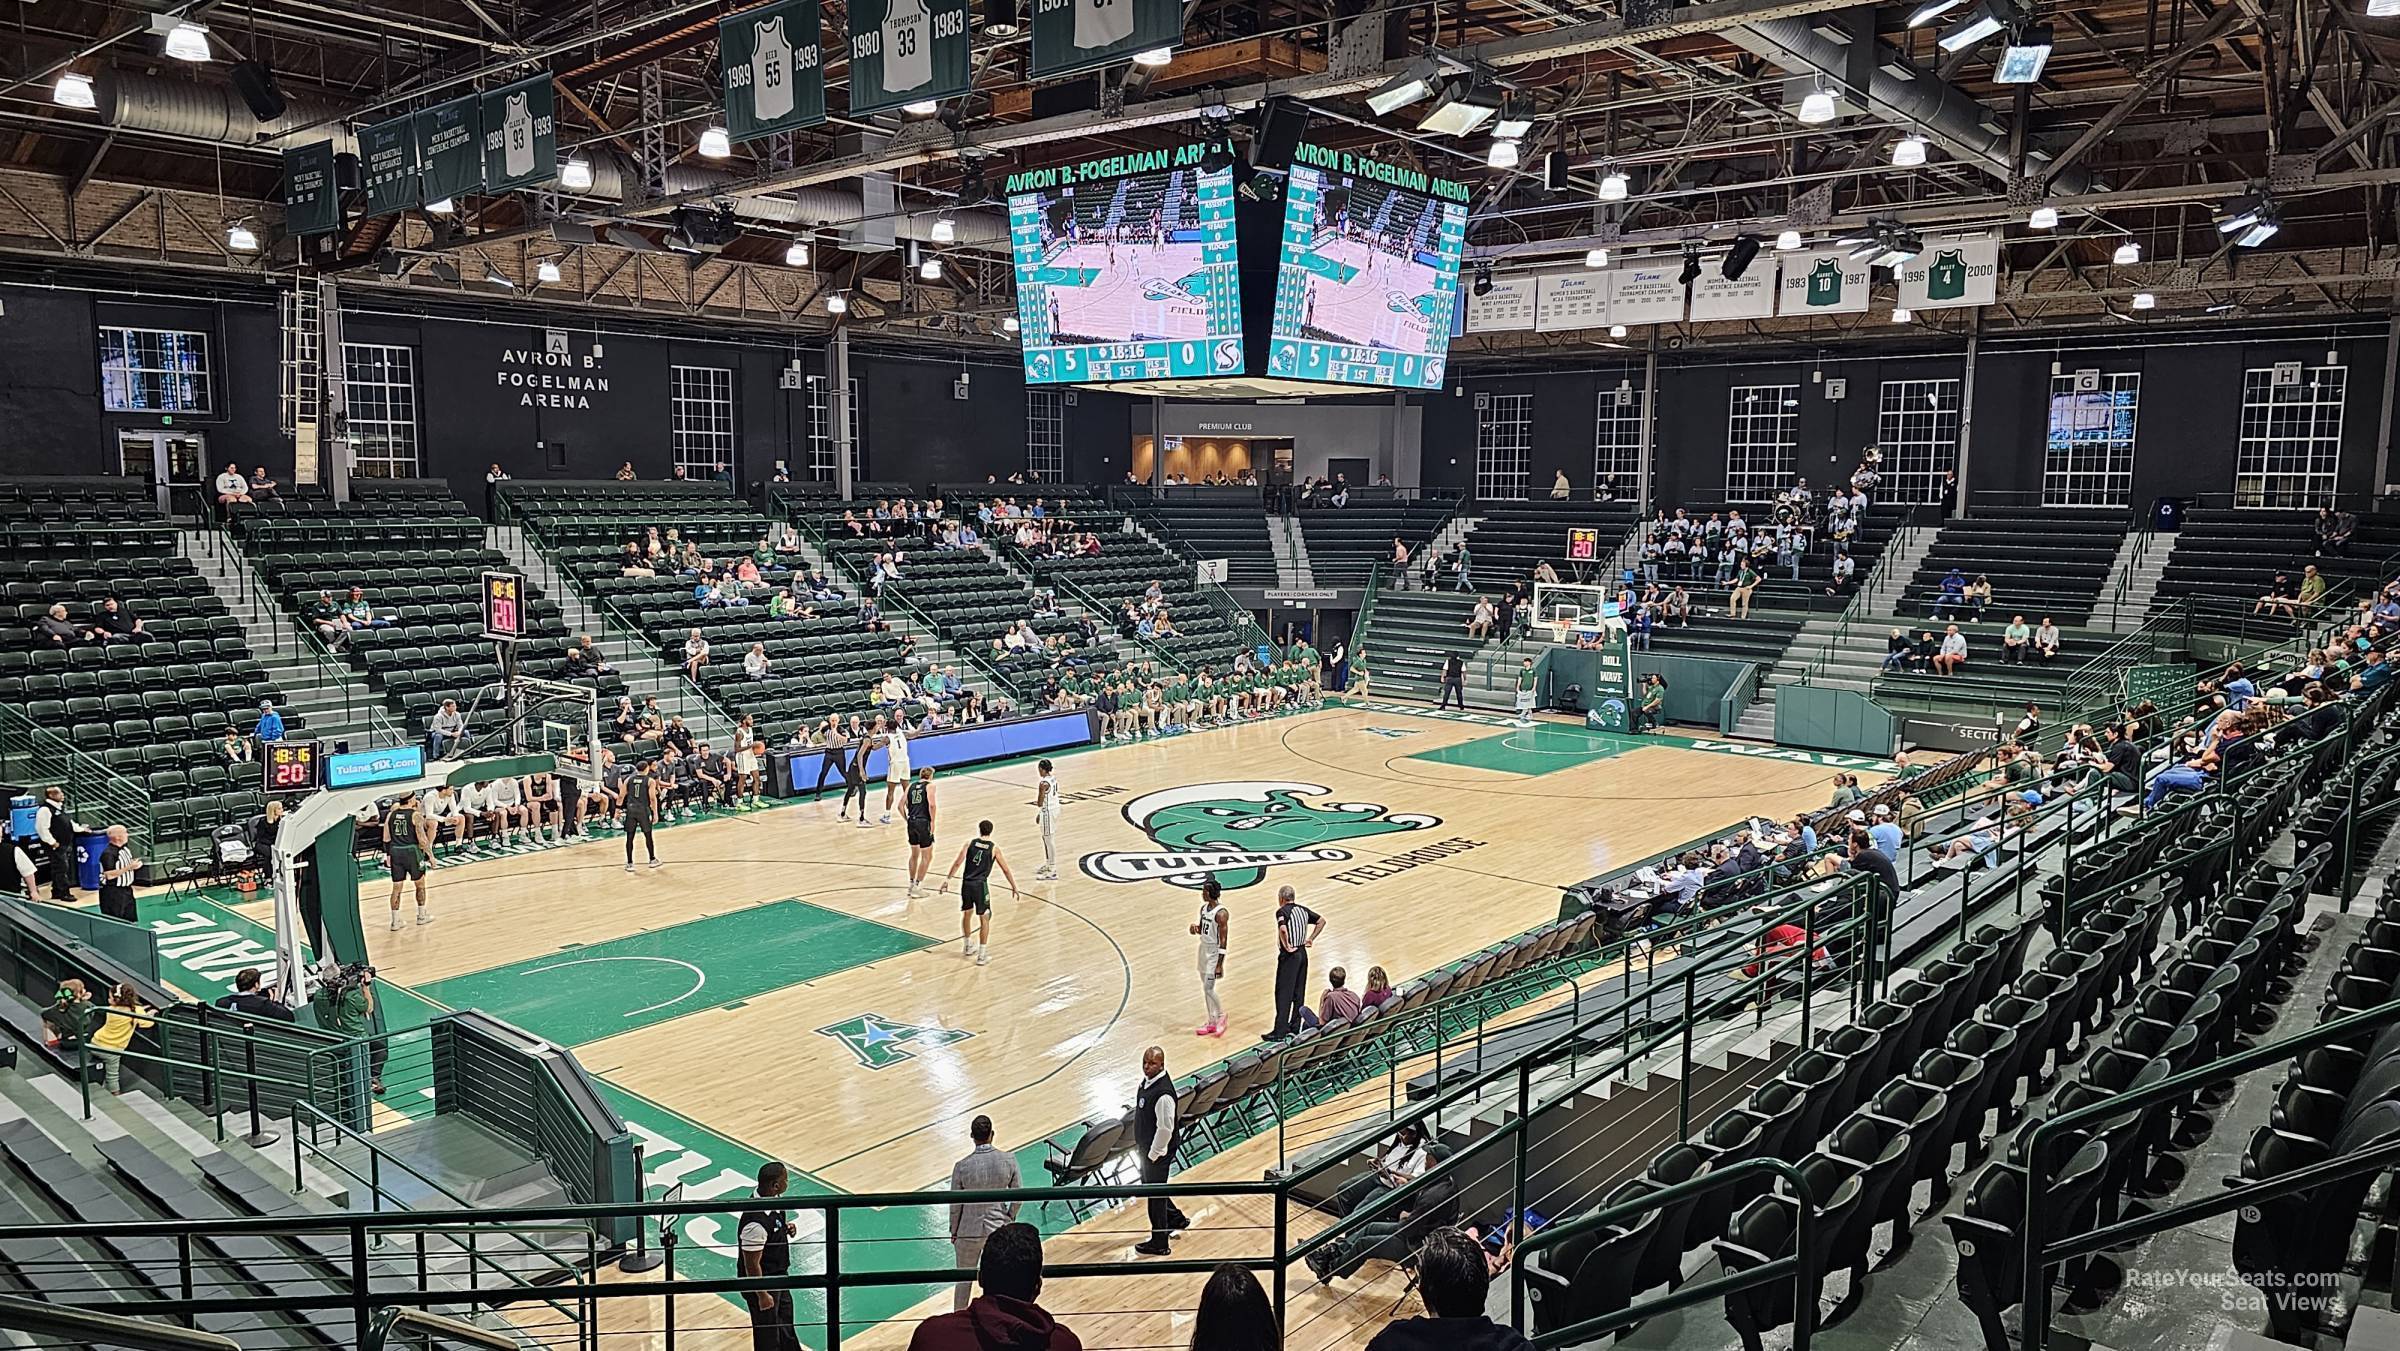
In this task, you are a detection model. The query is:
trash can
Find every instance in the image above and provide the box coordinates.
[2151,496,2188,532]
[76,828,108,891]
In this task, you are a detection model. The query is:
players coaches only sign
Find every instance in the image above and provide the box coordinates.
[847,0,971,116]
[721,0,826,140]
[1030,0,1180,78]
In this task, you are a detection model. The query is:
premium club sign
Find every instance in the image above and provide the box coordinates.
[497,328,611,410]
[846,0,972,116]
[479,76,558,192]
[1029,0,1180,78]
[360,114,421,216]
[721,0,827,140]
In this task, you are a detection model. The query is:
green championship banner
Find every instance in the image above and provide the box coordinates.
[479,76,558,192]
[722,0,827,140]
[845,0,971,116]
[360,114,420,216]
[1028,0,1180,78]
[282,140,340,237]
[415,95,483,205]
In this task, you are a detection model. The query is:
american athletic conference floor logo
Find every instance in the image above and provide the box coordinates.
[1078,781,1439,891]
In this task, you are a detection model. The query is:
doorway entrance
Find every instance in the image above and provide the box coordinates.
[115,429,210,518]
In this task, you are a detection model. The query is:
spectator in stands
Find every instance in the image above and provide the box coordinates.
[1327,1185,1473,1308]
[1827,550,1856,595]
[1934,567,1967,620]
[1190,1263,1279,1351]
[2315,507,2357,556]
[86,597,143,643]
[1450,544,1473,592]
[1326,1122,1428,1220]
[1931,624,1968,677]
[1664,584,1691,628]
[1882,627,1911,672]
[2352,648,2392,693]
[428,699,467,758]
[2131,747,2218,814]
[211,722,254,769]
[744,643,772,680]
[2001,615,2033,664]
[1319,967,1363,1024]
[1727,557,1760,619]
[40,979,94,1057]
[216,968,293,1023]
[2296,564,2329,612]
[1597,475,1621,502]
[1390,537,1412,588]
[32,603,79,647]
[1962,574,1993,618]
[254,700,286,744]
[1549,470,1572,499]
[2254,572,2301,616]
[340,586,387,631]
[1466,597,1496,640]
[682,628,710,681]
[214,467,253,508]
[248,465,278,497]
[908,1223,1078,1351]
[2035,618,2062,662]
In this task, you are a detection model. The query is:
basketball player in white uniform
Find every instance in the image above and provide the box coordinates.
[881,0,933,93]
[880,723,911,824]
[751,15,795,121]
[502,92,535,180]
[1189,878,1228,1037]
[1074,0,1134,48]
[1031,759,1060,880]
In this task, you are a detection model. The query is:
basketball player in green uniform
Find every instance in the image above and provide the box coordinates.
[943,819,1020,966]
[382,788,435,931]
[904,766,938,898]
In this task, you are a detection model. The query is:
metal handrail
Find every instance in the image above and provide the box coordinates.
[0,702,157,853]
[1796,516,1928,684]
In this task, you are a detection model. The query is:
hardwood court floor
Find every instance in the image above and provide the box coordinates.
[191,703,1879,1350]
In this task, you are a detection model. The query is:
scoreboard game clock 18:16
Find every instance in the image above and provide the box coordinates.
[263,739,323,793]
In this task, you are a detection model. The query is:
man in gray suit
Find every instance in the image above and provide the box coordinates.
[947,1115,1022,1310]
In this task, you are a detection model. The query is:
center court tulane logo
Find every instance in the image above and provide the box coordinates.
[817,1013,974,1071]
[1078,781,1440,891]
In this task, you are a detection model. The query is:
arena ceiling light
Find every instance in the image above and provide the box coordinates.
[536,259,562,283]
[559,157,594,191]
[698,125,732,158]
[1906,0,1965,25]
[784,237,811,266]
[1486,138,1520,169]
[1492,99,1535,141]
[1471,264,1494,296]
[982,0,1021,35]
[425,197,455,215]
[1003,315,1020,332]
[1795,85,1838,124]
[225,223,259,252]
[52,72,96,109]
[903,99,939,115]
[1776,228,1803,251]
[2112,239,2141,265]
[1598,169,1630,201]
[1417,80,1500,136]
[1133,46,1173,67]
[160,18,212,62]
[2028,204,2059,229]
[1609,324,1629,337]
[826,292,848,315]
[1938,0,2019,50]
[930,214,957,243]
[1994,24,2054,82]
[2217,192,2280,246]
[1873,232,1923,268]
[2131,291,2156,309]
[1892,307,1914,323]
[2373,0,2400,16]
[1584,247,1609,268]
[1677,249,1703,286]
[1367,59,1441,116]
[1891,134,1928,167]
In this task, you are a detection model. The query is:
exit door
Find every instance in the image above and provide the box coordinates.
[116,430,209,518]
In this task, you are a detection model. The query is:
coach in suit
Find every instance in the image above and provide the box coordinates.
[947,1115,1021,1310]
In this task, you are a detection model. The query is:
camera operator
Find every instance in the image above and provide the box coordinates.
[311,959,385,1096]
[216,967,294,1022]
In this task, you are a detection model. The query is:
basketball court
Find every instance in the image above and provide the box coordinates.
[1039,237,1212,342]
[122,700,1888,1350]
[1290,231,1439,351]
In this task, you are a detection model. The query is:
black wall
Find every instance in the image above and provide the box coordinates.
[3,276,2388,505]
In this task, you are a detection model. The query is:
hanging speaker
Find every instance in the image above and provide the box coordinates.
[230,60,286,122]
[1543,152,1570,193]
[1252,97,1307,170]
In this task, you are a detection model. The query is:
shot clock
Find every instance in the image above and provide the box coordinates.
[1567,527,1602,562]
[481,571,526,642]
[263,739,324,794]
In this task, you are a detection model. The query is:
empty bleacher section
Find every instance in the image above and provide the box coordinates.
[2,479,294,860]
[1298,495,1455,587]
[237,483,607,739]
[1899,507,2133,629]
[511,481,945,740]
[2157,505,2400,620]
[1134,494,1279,587]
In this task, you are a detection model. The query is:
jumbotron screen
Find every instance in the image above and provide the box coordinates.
[1007,157,1245,385]
[1265,153,1469,390]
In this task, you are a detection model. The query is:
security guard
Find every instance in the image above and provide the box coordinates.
[738,1162,801,1351]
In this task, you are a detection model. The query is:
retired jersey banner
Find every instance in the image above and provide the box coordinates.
[1897,237,2001,311]
[722,0,827,140]
[415,95,483,205]
[846,0,972,116]
[282,140,340,236]
[360,115,420,216]
[1030,0,1180,79]
[479,76,557,192]
[1777,249,1870,315]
